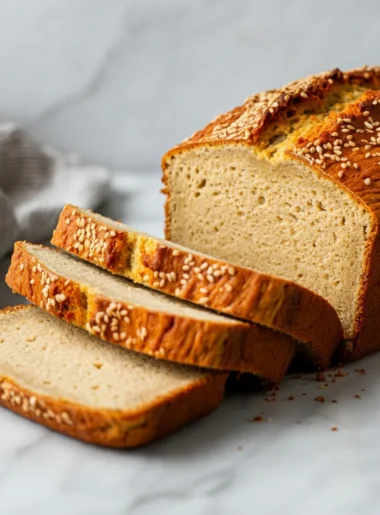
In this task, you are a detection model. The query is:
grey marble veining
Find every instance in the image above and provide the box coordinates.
[0,0,379,171]
[1,1,380,513]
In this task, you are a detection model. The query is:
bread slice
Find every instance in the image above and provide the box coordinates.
[162,66,380,362]
[51,204,342,368]
[6,242,296,383]
[0,305,226,447]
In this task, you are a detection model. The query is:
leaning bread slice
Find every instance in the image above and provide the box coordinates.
[51,204,342,368]
[6,242,296,383]
[0,305,227,447]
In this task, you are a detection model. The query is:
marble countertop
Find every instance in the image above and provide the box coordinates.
[1,173,380,515]
[2,1,380,512]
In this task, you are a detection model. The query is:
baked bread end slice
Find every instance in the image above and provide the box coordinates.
[0,305,227,448]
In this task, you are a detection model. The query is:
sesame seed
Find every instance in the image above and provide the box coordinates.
[331,132,339,137]
[207,275,215,283]
[143,275,150,282]
[153,271,159,278]
[366,152,371,158]
[197,274,204,281]
[200,262,208,271]
[199,297,209,304]
[284,94,290,101]
[120,332,127,340]
[364,178,372,185]
[365,121,374,129]
[159,279,166,288]
[19,264,24,271]
[110,230,116,237]
[140,327,147,340]
[170,272,177,281]
[228,267,236,276]
[153,281,159,288]
[353,163,359,169]
[32,266,37,273]
[300,92,308,98]
[200,287,208,294]
[182,265,190,271]
[180,279,187,285]
[92,326,101,334]
[225,284,233,292]
[113,333,120,341]
[30,279,35,285]
[341,163,347,169]
[365,145,372,150]
[172,250,180,256]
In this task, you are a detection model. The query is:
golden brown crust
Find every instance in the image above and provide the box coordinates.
[0,305,226,447]
[5,243,296,383]
[162,66,380,153]
[52,205,342,368]
[161,66,380,362]
[288,89,380,361]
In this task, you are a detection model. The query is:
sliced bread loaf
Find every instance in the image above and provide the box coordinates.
[6,242,296,383]
[51,204,342,368]
[0,305,226,447]
[162,66,380,362]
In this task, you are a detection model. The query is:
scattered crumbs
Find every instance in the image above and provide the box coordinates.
[302,392,307,396]
[288,395,295,401]
[290,374,303,379]
[334,369,348,378]
[327,374,332,378]
[320,383,328,389]
[314,396,325,403]
[355,368,366,375]
[268,417,273,423]
[331,427,338,432]
[354,394,361,399]
[251,416,264,422]
[361,388,366,392]
[331,379,336,383]
[296,421,302,424]
[315,372,326,382]
[237,446,243,451]
[331,399,338,403]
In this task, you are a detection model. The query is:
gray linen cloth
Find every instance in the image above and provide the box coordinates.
[0,123,110,259]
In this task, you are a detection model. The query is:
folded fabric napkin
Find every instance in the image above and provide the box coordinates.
[0,123,110,259]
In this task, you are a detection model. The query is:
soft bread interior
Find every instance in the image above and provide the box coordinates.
[0,307,212,410]
[166,145,372,338]
[27,245,238,324]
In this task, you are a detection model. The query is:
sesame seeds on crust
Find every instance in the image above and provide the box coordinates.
[291,90,380,204]
[0,378,73,426]
[173,66,380,148]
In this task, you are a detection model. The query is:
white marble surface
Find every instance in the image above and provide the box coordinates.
[2,1,380,513]
[1,173,380,515]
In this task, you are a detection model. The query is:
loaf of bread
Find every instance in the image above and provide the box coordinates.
[6,242,296,383]
[51,204,342,368]
[0,305,226,447]
[162,66,380,362]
